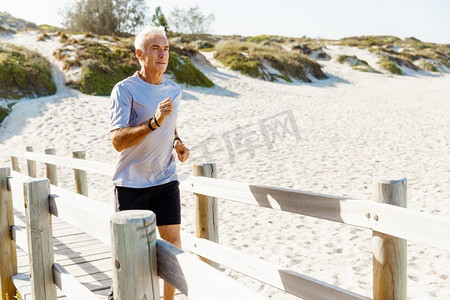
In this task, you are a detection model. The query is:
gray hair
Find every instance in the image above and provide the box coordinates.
[134,26,167,52]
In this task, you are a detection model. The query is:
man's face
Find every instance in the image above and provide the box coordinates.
[138,34,170,74]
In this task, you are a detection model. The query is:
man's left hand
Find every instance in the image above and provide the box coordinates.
[174,142,190,163]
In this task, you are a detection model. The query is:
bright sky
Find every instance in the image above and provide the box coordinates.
[2,0,450,44]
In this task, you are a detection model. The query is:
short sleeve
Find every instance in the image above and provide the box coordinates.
[109,84,132,131]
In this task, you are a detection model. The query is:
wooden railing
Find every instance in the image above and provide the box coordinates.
[1,148,450,300]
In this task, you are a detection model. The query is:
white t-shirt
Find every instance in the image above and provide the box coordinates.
[109,72,182,188]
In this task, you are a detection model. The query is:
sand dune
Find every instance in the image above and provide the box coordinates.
[1,32,449,299]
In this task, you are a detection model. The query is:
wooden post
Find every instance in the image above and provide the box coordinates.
[372,177,407,300]
[111,210,159,300]
[26,146,36,177]
[11,157,19,172]
[24,178,57,300]
[45,148,58,186]
[72,150,88,196]
[0,168,18,300]
[193,163,219,268]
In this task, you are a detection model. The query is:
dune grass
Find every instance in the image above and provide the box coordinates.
[53,34,214,95]
[167,48,214,87]
[0,43,56,99]
[339,36,402,48]
[379,57,403,75]
[214,40,326,82]
[336,55,379,73]
[56,39,139,95]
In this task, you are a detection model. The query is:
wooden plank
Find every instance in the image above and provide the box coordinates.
[23,178,57,300]
[49,184,113,246]
[25,146,37,178]
[45,148,58,185]
[181,233,369,300]
[181,175,450,251]
[53,263,98,300]
[111,210,159,300]
[180,175,373,229]
[11,156,20,172]
[372,177,407,300]
[72,151,88,196]
[57,252,112,268]
[54,236,98,248]
[76,271,113,284]
[11,225,28,253]
[12,273,32,300]
[370,201,450,251]
[157,239,268,300]
[54,243,110,259]
[193,163,219,268]
[0,167,18,300]
[59,259,112,277]
[4,150,114,176]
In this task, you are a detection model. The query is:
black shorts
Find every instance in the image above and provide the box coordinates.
[114,181,181,226]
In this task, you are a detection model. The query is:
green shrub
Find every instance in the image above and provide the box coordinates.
[0,43,56,99]
[339,36,401,48]
[61,40,139,95]
[57,37,214,94]
[214,41,326,82]
[379,57,402,75]
[248,35,285,44]
[167,51,214,87]
[0,105,11,123]
[421,61,438,72]
[76,61,136,95]
[214,50,262,78]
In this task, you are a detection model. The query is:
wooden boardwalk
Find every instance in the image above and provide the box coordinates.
[13,210,112,299]
[12,209,188,300]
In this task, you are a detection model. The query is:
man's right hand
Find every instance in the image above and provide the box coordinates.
[155,97,173,126]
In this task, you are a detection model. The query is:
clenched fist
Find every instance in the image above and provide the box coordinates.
[154,97,173,126]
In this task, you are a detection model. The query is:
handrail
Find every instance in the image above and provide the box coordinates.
[5,151,450,251]
[181,175,450,252]
[5,150,114,175]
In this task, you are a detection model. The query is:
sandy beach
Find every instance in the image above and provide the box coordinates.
[1,31,449,299]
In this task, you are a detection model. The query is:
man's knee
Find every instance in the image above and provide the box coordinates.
[158,224,181,248]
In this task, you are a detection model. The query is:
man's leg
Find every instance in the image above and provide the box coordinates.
[158,224,181,300]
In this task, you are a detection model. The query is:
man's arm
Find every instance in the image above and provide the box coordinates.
[110,97,173,152]
[110,119,154,152]
[173,127,190,162]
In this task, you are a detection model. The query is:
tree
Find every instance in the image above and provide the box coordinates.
[61,0,148,36]
[151,6,169,32]
[168,5,215,35]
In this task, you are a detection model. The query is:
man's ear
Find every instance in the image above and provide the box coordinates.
[136,49,142,59]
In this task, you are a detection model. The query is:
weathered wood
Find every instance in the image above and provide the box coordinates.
[45,148,58,185]
[181,232,369,300]
[2,150,114,175]
[180,175,450,251]
[11,273,31,300]
[23,178,57,300]
[111,210,159,300]
[11,225,28,253]
[11,156,19,172]
[0,167,18,300]
[192,163,219,268]
[372,177,407,300]
[72,151,88,196]
[52,263,98,300]
[370,201,450,251]
[25,146,36,178]
[49,184,112,246]
[157,239,268,300]
[180,175,372,227]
